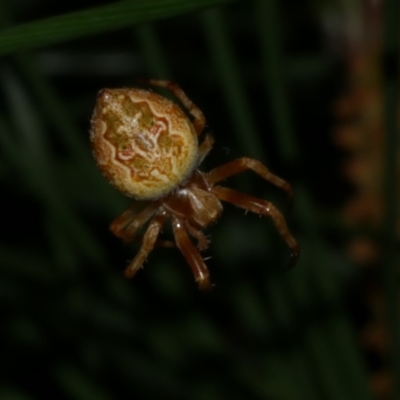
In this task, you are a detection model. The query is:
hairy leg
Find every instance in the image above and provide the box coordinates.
[144,80,206,135]
[110,201,162,243]
[206,157,293,198]
[124,212,168,279]
[185,222,209,251]
[197,134,214,165]
[127,235,175,248]
[172,216,211,290]
[212,186,299,269]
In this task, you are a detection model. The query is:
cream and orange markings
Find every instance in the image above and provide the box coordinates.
[90,89,198,200]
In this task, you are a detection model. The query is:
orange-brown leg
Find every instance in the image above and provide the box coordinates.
[126,234,175,248]
[124,212,168,279]
[144,80,206,135]
[172,216,211,290]
[212,186,299,269]
[206,158,293,198]
[185,221,209,251]
[110,201,162,243]
[111,201,175,247]
[197,134,214,165]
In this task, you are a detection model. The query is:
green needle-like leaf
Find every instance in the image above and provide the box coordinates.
[0,0,237,56]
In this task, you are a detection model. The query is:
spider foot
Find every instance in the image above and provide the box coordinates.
[286,241,300,271]
[283,182,295,216]
[282,182,294,200]
[196,273,211,290]
[123,255,146,279]
[123,264,139,279]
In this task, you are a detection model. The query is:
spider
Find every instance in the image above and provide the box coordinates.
[90,80,299,289]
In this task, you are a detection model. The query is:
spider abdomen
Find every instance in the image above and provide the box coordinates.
[90,88,199,200]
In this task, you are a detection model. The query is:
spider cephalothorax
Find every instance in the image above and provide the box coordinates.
[90,80,299,289]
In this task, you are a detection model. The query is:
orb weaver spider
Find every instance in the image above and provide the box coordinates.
[90,80,299,289]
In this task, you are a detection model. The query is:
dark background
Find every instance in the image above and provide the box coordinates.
[0,1,398,399]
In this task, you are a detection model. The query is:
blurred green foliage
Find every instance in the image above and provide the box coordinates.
[0,0,395,399]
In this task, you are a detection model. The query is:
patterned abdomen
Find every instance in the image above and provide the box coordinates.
[90,88,198,200]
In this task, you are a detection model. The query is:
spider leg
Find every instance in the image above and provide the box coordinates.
[143,80,206,135]
[212,186,299,270]
[206,157,293,198]
[172,216,211,290]
[124,212,168,279]
[110,201,161,243]
[129,235,175,248]
[197,134,214,165]
[185,221,210,251]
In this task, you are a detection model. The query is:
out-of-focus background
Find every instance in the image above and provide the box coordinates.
[0,0,399,399]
